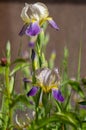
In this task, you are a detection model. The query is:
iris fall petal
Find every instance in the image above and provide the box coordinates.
[52,89,64,102]
[25,22,41,36]
[27,87,38,96]
[48,19,59,30]
[19,24,28,36]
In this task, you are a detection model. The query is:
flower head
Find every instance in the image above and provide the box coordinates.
[0,58,7,66]
[26,68,64,102]
[19,2,59,36]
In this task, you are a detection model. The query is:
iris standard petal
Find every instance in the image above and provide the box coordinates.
[32,2,49,19]
[25,22,41,36]
[48,19,59,30]
[27,87,38,96]
[21,3,30,23]
[52,89,64,102]
[19,24,28,36]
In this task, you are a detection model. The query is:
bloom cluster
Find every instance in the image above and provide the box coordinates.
[20,2,64,103]
[19,2,59,36]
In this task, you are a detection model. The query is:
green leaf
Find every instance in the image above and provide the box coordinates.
[0,66,5,74]
[0,117,5,124]
[61,80,84,98]
[41,53,48,68]
[82,121,86,130]
[11,58,26,65]
[68,80,84,97]
[55,112,81,128]
[32,111,81,130]
[44,34,49,46]
[10,62,29,76]
[49,51,56,69]
[64,47,69,58]
[0,88,2,93]
[10,94,30,108]
[54,100,62,112]
[78,100,86,105]
[9,76,14,94]
[39,30,44,44]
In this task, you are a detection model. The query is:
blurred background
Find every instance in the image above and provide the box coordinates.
[0,0,86,78]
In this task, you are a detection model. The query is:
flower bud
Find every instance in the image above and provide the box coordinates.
[0,58,7,66]
[31,49,35,61]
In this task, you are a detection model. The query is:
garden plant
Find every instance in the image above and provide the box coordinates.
[0,2,86,130]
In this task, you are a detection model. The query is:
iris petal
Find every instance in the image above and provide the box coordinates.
[25,22,41,36]
[33,2,49,19]
[28,42,34,48]
[19,24,28,36]
[52,89,64,102]
[27,87,38,96]
[48,19,59,30]
[23,78,31,83]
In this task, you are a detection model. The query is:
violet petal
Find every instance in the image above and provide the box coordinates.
[23,78,32,83]
[28,42,34,48]
[52,89,64,102]
[27,87,38,96]
[25,22,41,36]
[19,24,28,36]
[48,19,59,30]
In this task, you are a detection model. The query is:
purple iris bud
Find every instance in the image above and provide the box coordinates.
[31,49,35,61]
[29,100,34,105]
[48,19,59,30]
[19,24,28,36]
[0,58,7,66]
[25,22,41,36]
[27,87,38,96]
[52,89,64,102]
[28,42,34,48]
[23,78,31,83]
[79,105,86,109]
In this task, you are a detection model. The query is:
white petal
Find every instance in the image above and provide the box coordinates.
[44,69,51,86]
[54,68,59,74]
[32,2,49,19]
[21,2,49,23]
[21,3,30,22]
[36,68,49,84]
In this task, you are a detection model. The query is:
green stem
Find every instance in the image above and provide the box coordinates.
[32,58,36,84]
[77,43,82,81]
[36,34,42,68]
[1,95,9,130]
[34,34,43,122]
[5,67,10,97]
[77,24,83,81]
[1,66,13,130]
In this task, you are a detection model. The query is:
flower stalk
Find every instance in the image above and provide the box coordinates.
[1,42,13,130]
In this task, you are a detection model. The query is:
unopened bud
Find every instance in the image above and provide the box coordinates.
[0,58,7,66]
[31,49,35,61]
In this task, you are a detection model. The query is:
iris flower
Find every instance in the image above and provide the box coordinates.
[19,2,59,36]
[25,68,64,102]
